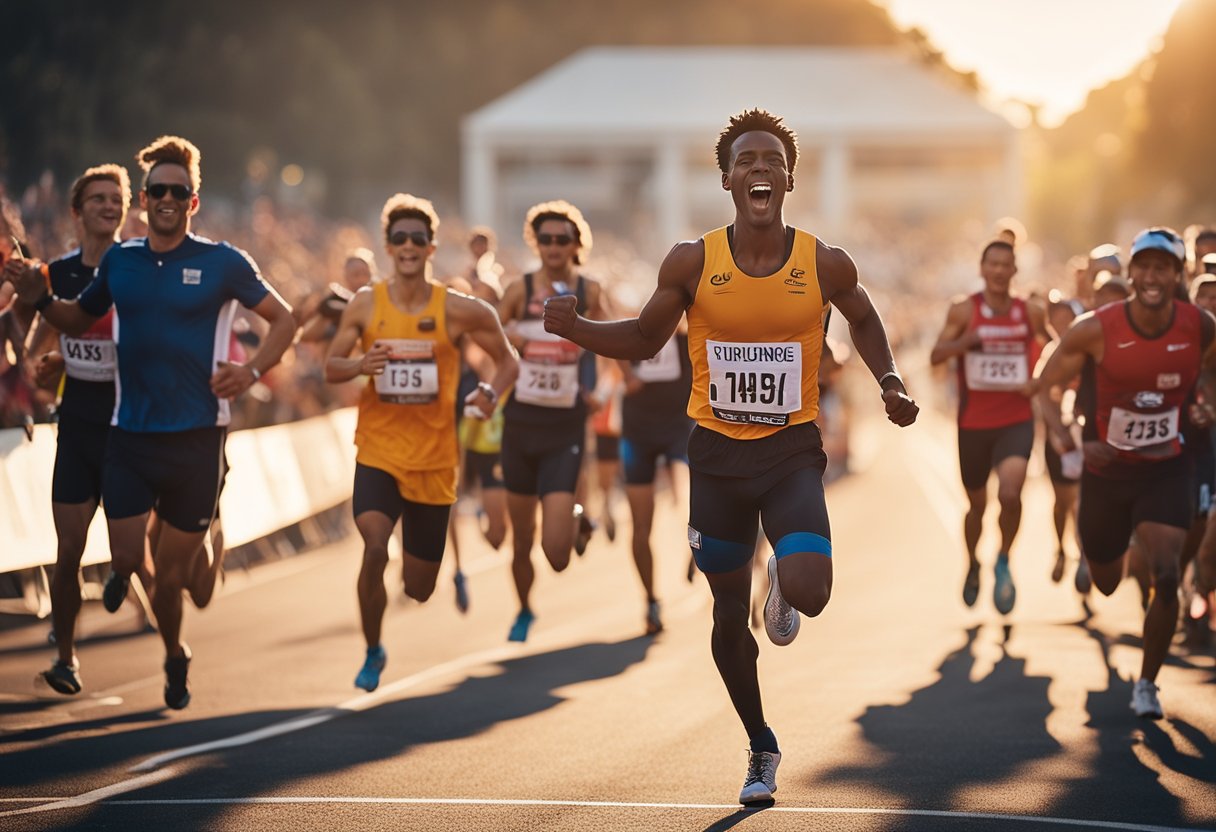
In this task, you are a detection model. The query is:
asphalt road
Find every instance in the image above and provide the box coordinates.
[1,403,1214,832]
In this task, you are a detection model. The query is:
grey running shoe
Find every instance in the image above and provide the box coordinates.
[454,570,469,614]
[1075,557,1092,594]
[102,570,130,613]
[1130,679,1163,720]
[763,556,800,646]
[40,659,82,695]
[739,750,781,804]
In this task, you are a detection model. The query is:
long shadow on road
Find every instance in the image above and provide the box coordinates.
[7,635,654,832]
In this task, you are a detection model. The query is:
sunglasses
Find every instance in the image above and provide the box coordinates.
[389,230,431,247]
[145,183,193,200]
[536,233,574,247]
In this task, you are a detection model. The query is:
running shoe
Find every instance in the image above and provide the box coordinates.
[1074,557,1092,594]
[354,645,387,692]
[39,659,82,695]
[164,647,192,710]
[507,609,535,643]
[102,570,130,613]
[645,600,663,635]
[604,512,616,543]
[962,560,980,607]
[1050,549,1066,583]
[454,570,470,614]
[573,505,595,557]
[1130,678,1163,720]
[739,750,781,804]
[763,555,800,646]
[993,553,1016,615]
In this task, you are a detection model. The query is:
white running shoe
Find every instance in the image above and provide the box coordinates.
[1130,678,1163,720]
[764,555,800,646]
[739,750,781,804]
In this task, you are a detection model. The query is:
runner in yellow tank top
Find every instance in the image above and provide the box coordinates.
[544,109,918,806]
[326,193,518,693]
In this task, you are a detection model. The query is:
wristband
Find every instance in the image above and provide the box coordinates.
[32,292,54,313]
[878,371,903,391]
[477,381,497,405]
[249,366,261,382]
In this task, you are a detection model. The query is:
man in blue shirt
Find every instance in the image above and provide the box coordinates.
[4,136,296,709]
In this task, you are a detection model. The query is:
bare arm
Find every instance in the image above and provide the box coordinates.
[929,299,978,366]
[542,240,700,360]
[324,288,388,382]
[1036,314,1102,452]
[448,292,519,416]
[211,287,298,399]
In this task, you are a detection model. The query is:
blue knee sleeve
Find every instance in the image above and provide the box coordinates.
[774,531,831,559]
[688,527,754,574]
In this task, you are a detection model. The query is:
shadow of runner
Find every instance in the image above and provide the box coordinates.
[18,635,654,832]
[1042,621,1207,829]
[809,626,1061,804]
[702,804,771,831]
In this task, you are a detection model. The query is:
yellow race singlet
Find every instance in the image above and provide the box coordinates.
[355,281,461,504]
[686,226,824,440]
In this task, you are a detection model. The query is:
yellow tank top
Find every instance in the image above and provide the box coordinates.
[686,226,824,440]
[355,281,461,484]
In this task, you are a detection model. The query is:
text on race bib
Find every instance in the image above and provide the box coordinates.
[515,320,580,408]
[373,339,439,404]
[963,351,1028,391]
[706,340,801,426]
[634,336,681,383]
[1106,406,1179,452]
[60,335,116,382]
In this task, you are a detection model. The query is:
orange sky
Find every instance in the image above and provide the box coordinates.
[880,0,1185,126]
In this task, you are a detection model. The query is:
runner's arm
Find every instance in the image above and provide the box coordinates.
[325,289,387,382]
[929,300,978,366]
[451,293,519,413]
[1036,314,1100,450]
[211,287,297,399]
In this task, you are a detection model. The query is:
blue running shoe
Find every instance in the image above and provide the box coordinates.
[454,570,470,614]
[507,609,535,642]
[993,553,1016,615]
[354,645,387,692]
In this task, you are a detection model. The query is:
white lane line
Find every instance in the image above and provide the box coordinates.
[44,796,1199,831]
[0,768,177,818]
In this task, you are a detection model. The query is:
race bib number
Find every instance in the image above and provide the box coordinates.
[373,339,439,404]
[963,351,1027,391]
[706,340,801,426]
[515,320,580,408]
[1106,406,1179,452]
[634,336,681,383]
[60,335,116,382]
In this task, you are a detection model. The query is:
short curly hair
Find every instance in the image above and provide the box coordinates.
[523,200,593,266]
[715,109,799,175]
[380,193,440,243]
[137,136,201,193]
[69,164,131,218]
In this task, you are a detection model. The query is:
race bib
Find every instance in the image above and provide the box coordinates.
[963,351,1027,391]
[1106,406,1179,452]
[634,336,681,383]
[373,339,439,404]
[515,320,580,408]
[60,335,116,382]
[706,340,801,426]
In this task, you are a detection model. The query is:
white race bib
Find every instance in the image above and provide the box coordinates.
[515,320,580,408]
[1106,406,1179,451]
[634,336,681,383]
[373,339,439,404]
[706,340,801,426]
[963,351,1028,391]
[60,335,116,382]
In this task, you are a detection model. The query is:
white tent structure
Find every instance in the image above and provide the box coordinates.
[463,47,1021,257]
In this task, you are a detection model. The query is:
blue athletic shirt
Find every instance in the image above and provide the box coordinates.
[78,233,270,432]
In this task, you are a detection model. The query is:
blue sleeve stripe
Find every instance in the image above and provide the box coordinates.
[774,532,832,559]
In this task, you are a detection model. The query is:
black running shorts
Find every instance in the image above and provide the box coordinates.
[1078,457,1192,564]
[957,419,1034,491]
[352,463,451,563]
[620,432,689,485]
[500,420,584,497]
[103,427,226,532]
[52,415,109,505]
[464,450,504,491]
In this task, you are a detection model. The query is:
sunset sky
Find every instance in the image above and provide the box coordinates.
[880,0,1185,125]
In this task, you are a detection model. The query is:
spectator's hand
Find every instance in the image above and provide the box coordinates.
[31,351,64,389]
[210,360,258,399]
[2,257,46,302]
[543,295,578,338]
[361,342,392,376]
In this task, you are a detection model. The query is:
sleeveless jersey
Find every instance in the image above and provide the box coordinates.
[1092,300,1202,472]
[687,226,823,440]
[48,249,116,424]
[957,293,1037,430]
[503,274,590,427]
[355,281,461,502]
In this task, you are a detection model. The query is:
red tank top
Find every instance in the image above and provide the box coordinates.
[1093,300,1202,469]
[957,294,1037,429]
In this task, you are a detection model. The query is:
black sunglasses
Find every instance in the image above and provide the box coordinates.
[145,183,193,200]
[389,230,431,247]
[537,233,574,247]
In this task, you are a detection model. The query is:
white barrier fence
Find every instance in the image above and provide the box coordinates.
[0,408,358,575]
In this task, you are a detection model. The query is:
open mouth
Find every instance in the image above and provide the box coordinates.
[748,182,772,210]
